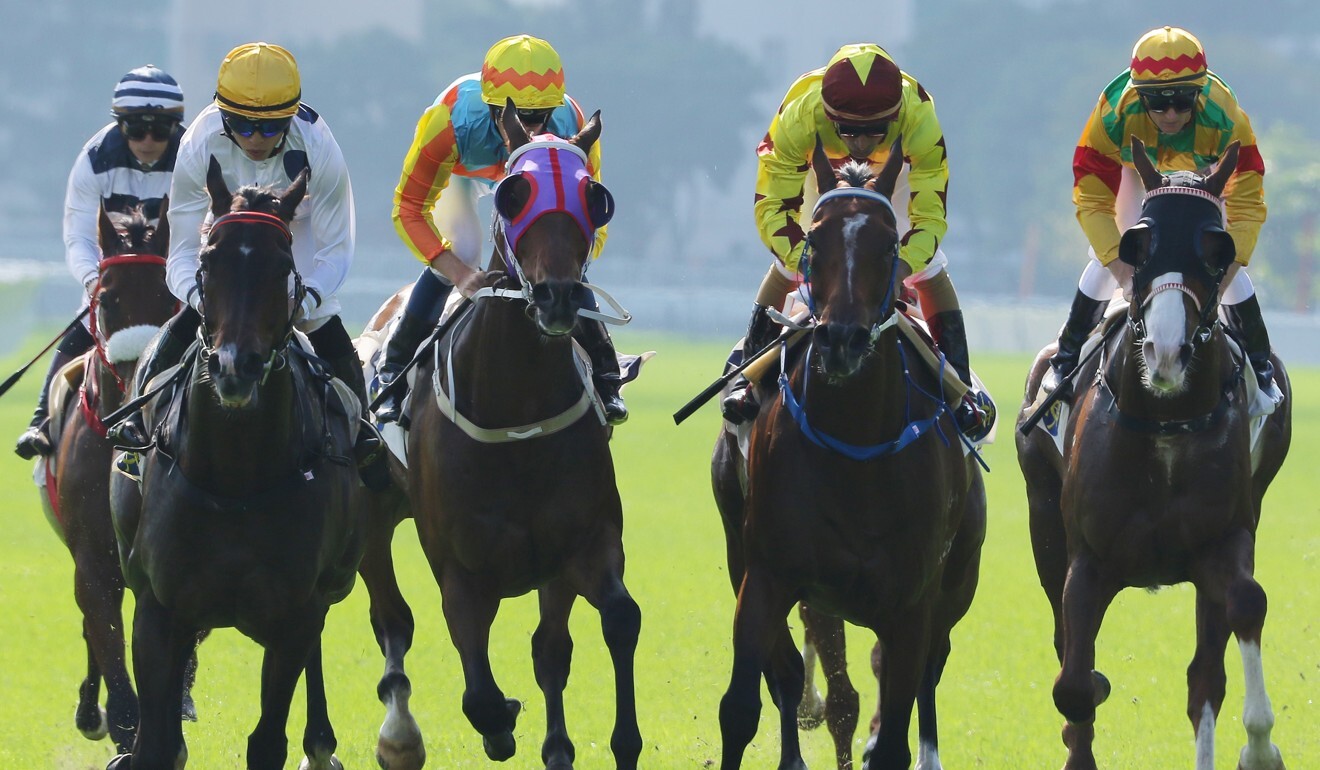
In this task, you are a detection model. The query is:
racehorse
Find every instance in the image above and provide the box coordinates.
[356,104,641,770]
[1016,137,1292,770]
[40,204,178,752]
[106,158,366,770]
[711,139,986,770]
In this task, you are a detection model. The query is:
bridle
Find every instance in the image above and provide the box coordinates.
[88,252,169,393]
[194,210,303,384]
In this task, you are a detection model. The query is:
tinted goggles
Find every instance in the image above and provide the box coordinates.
[1139,88,1198,114]
[222,112,292,138]
[119,118,177,142]
[833,120,890,138]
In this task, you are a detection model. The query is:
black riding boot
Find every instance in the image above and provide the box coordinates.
[720,304,780,425]
[14,348,81,459]
[1222,295,1277,392]
[374,268,452,425]
[108,307,197,448]
[927,310,995,441]
[1042,290,1109,399]
[576,316,628,426]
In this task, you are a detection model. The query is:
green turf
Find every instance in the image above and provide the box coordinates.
[0,330,1315,768]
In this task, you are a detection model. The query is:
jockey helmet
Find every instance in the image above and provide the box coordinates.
[1130,26,1209,89]
[111,65,184,118]
[820,44,903,126]
[480,35,566,110]
[214,42,301,119]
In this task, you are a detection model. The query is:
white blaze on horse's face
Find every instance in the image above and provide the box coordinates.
[1141,271,1194,395]
[841,213,867,297]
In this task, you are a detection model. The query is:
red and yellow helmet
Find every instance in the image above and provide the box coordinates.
[214,42,301,119]
[1130,26,1208,89]
[480,35,566,110]
[820,43,903,125]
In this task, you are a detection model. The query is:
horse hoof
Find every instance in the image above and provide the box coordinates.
[1237,742,1285,770]
[181,693,198,722]
[297,753,344,770]
[796,698,825,731]
[376,737,426,770]
[77,704,109,741]
[483,731,517,762]
[1090,670,1111,706]
[106,754,131,770]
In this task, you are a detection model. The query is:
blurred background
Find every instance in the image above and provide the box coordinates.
[4,0,1318,360]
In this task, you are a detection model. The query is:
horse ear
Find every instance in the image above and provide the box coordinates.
[153,195,170,255]
[501,97,531,153]
[1130,136,1164,191]
[1204,141,1240,198]
[278,168,309,222]
[811,135,838,195]
[585,179,614,228]
[97,204,118,256]
[1118,221,1151,267]
[571,110,601,155]
[873,137,904,199]
[206,156,232,217]
[494,172,532,221]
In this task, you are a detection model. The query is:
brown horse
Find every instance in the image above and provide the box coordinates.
[357,106,639,770]
[1016,137,1291,770]
[106,158,366,770]
[38,204,178,752]
[711,140,986,770]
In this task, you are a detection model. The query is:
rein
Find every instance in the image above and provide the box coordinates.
[88,253,169,394]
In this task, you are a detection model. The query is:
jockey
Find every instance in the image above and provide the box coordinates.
[114,43,381,473]
[1048,26,1273,398]
[16,65,185,459]
[721,43,992,440]
[376,34,627,426]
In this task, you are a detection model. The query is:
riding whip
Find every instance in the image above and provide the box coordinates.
[1018,320,1122,436]
[672,324,811,426]
[367,298,474,412]
[0,307,91,399]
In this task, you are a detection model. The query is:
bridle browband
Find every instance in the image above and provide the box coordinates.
[195,209,302,385]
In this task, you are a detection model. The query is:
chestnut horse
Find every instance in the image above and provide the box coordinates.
[1016,138,1291,770]
[712,140,986,770]
[357,106,639,770]
[39,204,178,752]
[107,159,366,770]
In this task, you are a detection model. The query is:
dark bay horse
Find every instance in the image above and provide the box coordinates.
[1016,138,1291,770]
[712,140,986,770]
[107,158,366,770]
[40,204,177,752]
[357,106,640,770]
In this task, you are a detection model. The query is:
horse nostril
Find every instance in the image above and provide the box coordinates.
[237,351,266,382]
[1179,343,1194,368]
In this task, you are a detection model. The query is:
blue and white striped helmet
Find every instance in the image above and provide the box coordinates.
[111,65,184,117]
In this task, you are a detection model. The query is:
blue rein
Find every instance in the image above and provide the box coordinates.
[780,186,953,461]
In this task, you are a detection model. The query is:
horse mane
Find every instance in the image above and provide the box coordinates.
[229,184,284,215]
[106,206,154,252]
[837,160,875,188]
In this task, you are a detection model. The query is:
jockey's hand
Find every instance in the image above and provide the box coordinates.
[84,276,98,298]
[898,281,918,309]
[456,269,504,299]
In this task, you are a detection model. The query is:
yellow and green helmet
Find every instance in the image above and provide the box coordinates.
[214,42,301,119]
[1129,26,1208,89]
[480,35,566,110]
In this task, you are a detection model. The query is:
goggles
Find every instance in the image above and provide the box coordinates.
[502,106,555,126]
[119,117,178,142]
[1139,88,1199,114]
[221,111,292,138]
[833,120,890,138]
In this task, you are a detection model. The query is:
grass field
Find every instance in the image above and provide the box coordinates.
[0,330,1315,769]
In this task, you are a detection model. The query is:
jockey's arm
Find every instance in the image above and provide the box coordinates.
[303,130,355,307]
[62,144,104,293]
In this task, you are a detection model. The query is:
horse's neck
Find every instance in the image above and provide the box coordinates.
[443,301,580,412]
[1110,326,1229,419]
[180,364,303,484]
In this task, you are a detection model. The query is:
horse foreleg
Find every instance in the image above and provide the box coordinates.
[1194,531,1284,770]
[440,567,519,762]
[862,610,930,770]
[121,592,192,770]
[1052,556,1119,770]
[718,566,799,770]
[247,619,320,770]
[358,507,423,770]
[71,540,137,752]
[799,605,858,770]
[180,630,208,722]
[912,634,953,770]
[297,639,343,770]
[1023,448,1067,662]
[533,581,578,770]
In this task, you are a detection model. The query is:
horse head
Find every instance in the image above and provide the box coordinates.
[803,136,904,378]
[197,155,307,408]
[493,98,614,336]
[1121,135,1239,394]
[92,202,174,388]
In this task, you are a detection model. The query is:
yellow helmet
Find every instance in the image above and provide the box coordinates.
[1130,26,1208,89]
[480,35,565,110]
[214,42,301,119]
